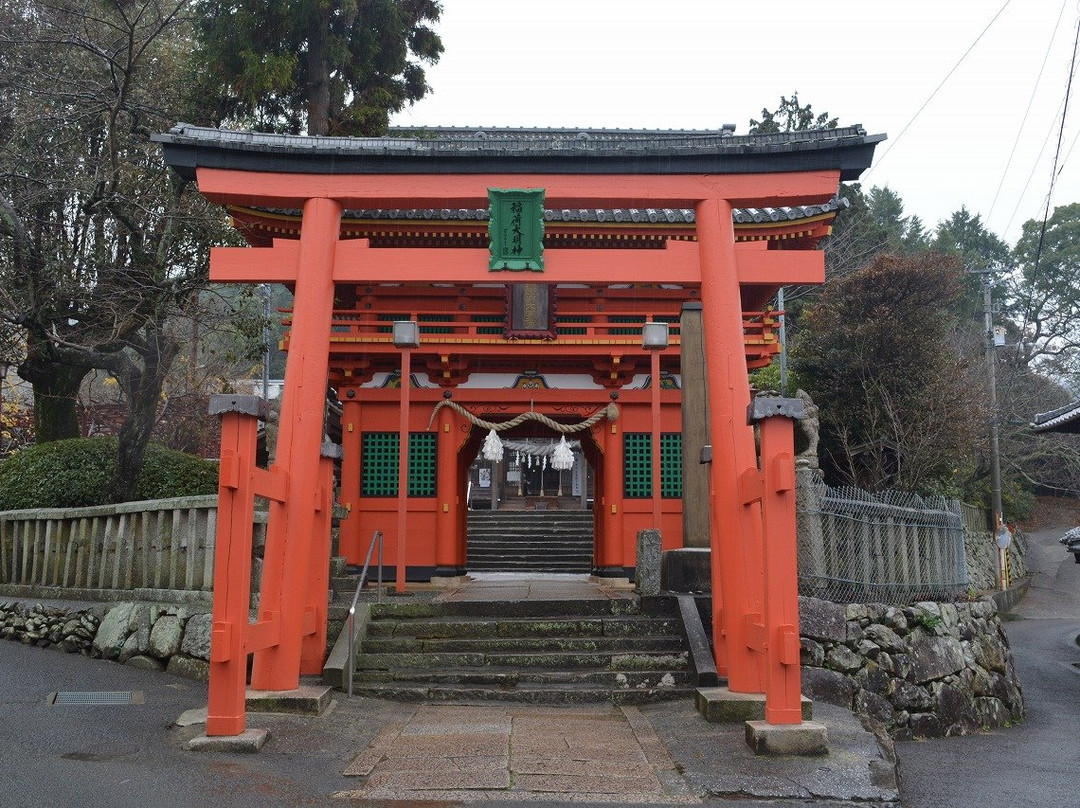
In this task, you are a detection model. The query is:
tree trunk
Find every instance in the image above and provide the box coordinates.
[25,363,87,443]
[109,388,157,503]
[306,4,331,135]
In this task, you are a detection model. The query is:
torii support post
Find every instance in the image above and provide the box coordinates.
[250,197,342,691]
[301,441,340,675]
[748,397,805,724]
[338,397,363,560]
[696,197,767,694]
[206,395,289,736]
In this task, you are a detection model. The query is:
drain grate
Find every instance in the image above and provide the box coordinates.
[50,691,143,706]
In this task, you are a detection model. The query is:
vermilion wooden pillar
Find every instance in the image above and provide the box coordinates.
[206,405,260,735]
[250,197,342,691]
[434,404,459,575]
[600,421,624,572]
[757,410,803,723]
[301,442,337,674]
[696,197,766,694]
[339,397,363,561]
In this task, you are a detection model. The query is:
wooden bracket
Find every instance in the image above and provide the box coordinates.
[739,468,763,505]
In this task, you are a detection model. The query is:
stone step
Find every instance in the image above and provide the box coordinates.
[368,598,641,620]
[367,615,681,639]
[466,561,592,573]
[470,546,596,557]
[346,682,694,704]
[356,649,690,671]
[466,541,592,552]
[361,634,686,655]
[352,667,695,689]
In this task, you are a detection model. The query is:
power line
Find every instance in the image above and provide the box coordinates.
[988,0,1069,222]
[865,0,1014,180]
[1019,9,1080,343]
[1003,93,1066,235]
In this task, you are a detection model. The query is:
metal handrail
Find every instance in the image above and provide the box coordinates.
[345,529,384,697]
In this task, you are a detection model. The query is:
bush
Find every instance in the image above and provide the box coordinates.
[0,438,218,510]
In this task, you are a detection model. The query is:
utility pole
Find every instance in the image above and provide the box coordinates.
[973,266,1007,590]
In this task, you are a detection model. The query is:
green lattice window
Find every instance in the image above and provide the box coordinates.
[623,433,652,498]
[660,433,682,499]
[408,433,437,496]
[623,432,682,499]
[361,432,437,497]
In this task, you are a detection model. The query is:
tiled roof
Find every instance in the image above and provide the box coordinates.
[1031,401,1080,433]
[154,124,884,181]
[256,196,848,226]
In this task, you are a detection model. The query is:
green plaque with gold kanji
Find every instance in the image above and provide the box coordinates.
[489,188,544,271]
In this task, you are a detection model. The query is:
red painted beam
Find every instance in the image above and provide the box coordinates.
[735,248,824,286]
[210,238,822,287]
[195,168,841,210]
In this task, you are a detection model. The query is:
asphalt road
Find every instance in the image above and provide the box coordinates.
[895,511,1080,808]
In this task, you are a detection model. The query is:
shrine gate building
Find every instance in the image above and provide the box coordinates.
[156,124,881,734]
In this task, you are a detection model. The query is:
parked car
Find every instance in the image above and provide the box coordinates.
[1059,526,1080,564]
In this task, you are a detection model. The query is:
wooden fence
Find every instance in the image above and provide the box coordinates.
[0,495,264,594]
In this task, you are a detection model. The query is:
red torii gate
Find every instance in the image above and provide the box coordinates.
[156,125,881,739]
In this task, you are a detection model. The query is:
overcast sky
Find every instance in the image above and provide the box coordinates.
[390,1,1080,248]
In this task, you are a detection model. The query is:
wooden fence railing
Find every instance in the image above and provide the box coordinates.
[0,495,264,594]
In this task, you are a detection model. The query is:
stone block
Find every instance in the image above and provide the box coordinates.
[864,623,906,653]
[125,654,165,672]
[909,635,965,683]
[634,529,662,595]
[696,687,812,723]
[799,597,847,642]
[854,689,894,725]
[825,644,863,673]
[188,728,270,753]
[181,613,213,661]
[660,547,711,592]
[149,615,183,659]
[118,627,150,663]
[801,666,855,708]
[166,653,210,681]
[93,603,137,659]
[246,684,333,716]
[744,720,828,756]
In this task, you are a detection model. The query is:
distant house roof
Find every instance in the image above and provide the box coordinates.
[1031,401,1080,433]
[153,123,884,181]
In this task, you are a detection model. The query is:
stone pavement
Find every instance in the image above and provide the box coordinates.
[330,698,897,805]
[336,703,697,803]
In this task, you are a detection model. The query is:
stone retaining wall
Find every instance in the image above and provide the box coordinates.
[0,600,212,681]
[799,595,1023,739]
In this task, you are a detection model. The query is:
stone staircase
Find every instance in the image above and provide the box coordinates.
[346,596,695,704]
[467,510,593,573]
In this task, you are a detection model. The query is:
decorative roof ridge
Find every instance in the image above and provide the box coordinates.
[155,124,883,181]
[155,123,882,155]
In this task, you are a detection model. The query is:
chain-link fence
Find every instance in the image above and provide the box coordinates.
[796,478,969,604]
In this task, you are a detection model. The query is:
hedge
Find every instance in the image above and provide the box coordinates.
[0,438,218,510]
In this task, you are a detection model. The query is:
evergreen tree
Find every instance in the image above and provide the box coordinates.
[193,0,443,135]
